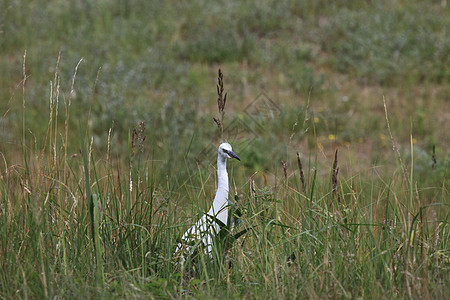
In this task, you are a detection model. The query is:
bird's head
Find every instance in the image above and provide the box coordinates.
[218,143,240,161]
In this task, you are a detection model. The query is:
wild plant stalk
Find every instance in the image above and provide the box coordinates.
[405,133,415,298]
[383,97,420,294]
[65,58,83,179]
[129,126,138,206]
[383,96,408,183]
[288,86,312,146]
[59,55,83,277]
[22,50,27,147]
[93,194,104,286]
[281,160,288,181]
[44,52,60,159]
[213,69,227,138]
[87,67,102,136]
[296,152,306,194]
[80,127,104,286]
[331,149,340,204]
[281,160,288,223]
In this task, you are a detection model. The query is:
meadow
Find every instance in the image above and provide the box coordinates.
[0,0,448,298]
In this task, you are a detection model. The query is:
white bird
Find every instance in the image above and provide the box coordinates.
[175,142,240,261]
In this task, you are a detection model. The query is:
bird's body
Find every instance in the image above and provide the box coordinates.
[175,143,240,260]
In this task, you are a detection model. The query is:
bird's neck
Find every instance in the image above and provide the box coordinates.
[208,156,229,217]
[217,156,229,194]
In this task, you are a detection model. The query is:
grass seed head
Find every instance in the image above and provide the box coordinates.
[296,152,306,193]
[138,121,146,153]
[432,144,436,169]
[214,68,227,137]
[281,160,288,181]
[332,149,341,204]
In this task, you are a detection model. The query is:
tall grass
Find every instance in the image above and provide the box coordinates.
[0,58,448,299]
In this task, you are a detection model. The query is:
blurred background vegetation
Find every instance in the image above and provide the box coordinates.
[1,0,448,171]
[0,0,448,297]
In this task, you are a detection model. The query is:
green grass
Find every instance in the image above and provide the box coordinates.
[1,0,449,298]
[1,123,448,298]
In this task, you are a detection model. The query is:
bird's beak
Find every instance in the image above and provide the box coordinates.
[228,150,240,161]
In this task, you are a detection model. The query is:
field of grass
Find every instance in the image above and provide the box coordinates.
[0,0,449,298]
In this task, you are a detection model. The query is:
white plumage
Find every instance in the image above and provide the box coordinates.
[175,142,240,261]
